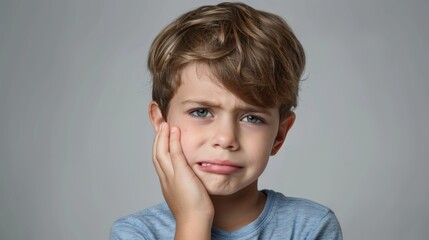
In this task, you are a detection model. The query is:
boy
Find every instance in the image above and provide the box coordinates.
[111,2,342,239]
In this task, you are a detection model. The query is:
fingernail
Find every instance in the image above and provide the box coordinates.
[159,122,166,131]
[170,127,177,134]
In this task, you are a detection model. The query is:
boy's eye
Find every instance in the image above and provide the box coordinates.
[241,115,264,124]
[190,108,212,118]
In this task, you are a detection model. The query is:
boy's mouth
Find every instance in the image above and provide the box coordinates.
[200,162,213,167]
[197,160,242,174]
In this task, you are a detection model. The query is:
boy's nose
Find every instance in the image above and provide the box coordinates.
[211,120,240,151]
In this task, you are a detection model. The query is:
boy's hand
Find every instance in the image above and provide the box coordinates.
[152,122,214,239]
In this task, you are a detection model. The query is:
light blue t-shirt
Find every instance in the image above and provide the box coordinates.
[110,189,342,239]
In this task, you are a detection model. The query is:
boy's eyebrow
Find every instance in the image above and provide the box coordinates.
[181,99,273,116]
[181,99,221,108]
[239,106,273,116]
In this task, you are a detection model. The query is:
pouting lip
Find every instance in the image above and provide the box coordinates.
[196,160,243,174]
[196,160,243,168]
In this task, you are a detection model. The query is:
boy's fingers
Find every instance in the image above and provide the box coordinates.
[152,124,167,182]
[169,126,189,171]
[152,128,166,180]
[153,123,174,177]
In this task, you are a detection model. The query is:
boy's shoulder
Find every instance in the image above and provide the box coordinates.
[110,202,175,239]
[259,189,342,239]
[265,189,333,217]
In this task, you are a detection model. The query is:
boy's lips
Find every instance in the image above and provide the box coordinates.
[196,160,242,174]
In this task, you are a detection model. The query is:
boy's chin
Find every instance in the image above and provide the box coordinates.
[204,184,252,197]
[199,177,259,197]
[204,185,239,196]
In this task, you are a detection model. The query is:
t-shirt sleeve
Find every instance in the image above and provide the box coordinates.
[110,218,150,240]
[307,211,343,240]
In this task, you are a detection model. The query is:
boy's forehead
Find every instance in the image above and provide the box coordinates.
[182,63,217,81]
[179,63,226,92]
[175,63,279,112]
[177,63,232,94]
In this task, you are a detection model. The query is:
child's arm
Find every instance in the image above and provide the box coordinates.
[152,123,214,240]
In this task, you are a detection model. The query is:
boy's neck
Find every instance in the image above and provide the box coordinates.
[210,181,266,232]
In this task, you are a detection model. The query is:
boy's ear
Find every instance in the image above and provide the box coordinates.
[148,101,165,132]
[271,112,296,156]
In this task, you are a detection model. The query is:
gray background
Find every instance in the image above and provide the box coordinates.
[1,0,428,239]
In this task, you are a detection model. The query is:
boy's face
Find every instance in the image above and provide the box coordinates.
[150,63,294,196]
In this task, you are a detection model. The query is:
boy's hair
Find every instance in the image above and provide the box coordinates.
[148,2,305,120]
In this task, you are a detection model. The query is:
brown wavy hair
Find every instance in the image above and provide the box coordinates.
[148,2,305,120]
